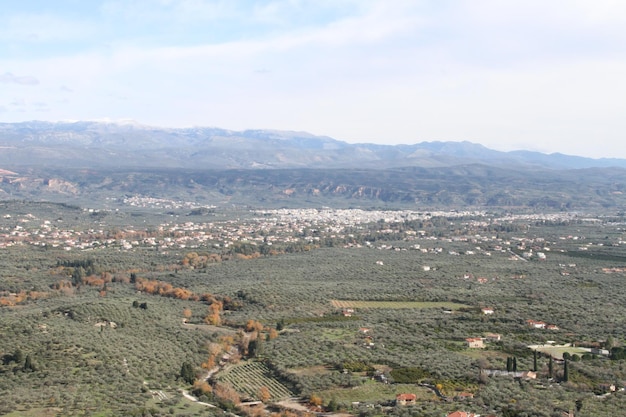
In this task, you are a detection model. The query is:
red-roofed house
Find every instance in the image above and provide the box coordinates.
[465,337,484,348]
[526,319,546,329]
[454,392,475,400]
[395,393,417,406]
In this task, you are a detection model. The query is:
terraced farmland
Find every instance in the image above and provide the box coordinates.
[217,361,293,400]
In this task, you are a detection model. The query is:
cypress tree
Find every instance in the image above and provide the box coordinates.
[549,357,553,378]
[24,354,36,372]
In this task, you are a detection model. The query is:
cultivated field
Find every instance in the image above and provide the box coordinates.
[217,361,293,401]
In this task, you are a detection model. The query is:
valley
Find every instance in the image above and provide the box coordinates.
[1,200,626,416]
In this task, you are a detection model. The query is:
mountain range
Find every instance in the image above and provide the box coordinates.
[1,120,625,170]
[1,121,626,209]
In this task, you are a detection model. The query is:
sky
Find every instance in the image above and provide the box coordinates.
[1,0,626,158]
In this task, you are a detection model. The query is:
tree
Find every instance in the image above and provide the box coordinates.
[267,328,279,340]
[606,335,616,350]
[204,301,222,325]
[214,383,241,406]
[245,319,263,332]
[180,362,195,385]
[309,394,323,407]
[563,358,569,382]
[533,350,537,372]
[512,356,517,372]
[12,349,24,364]
[192,380,212,396]
[611,346,626,360]
[72,267,85,286]
[575,398,583,412]
[327,398,339,411]
[201,355,216,370]
[258,386,271,403]
[548,356,553,378]
[23,354,36,372]
[248,336,263,358]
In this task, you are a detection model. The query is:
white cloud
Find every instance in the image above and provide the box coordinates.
[0,72,39,85]
[0,13,97,43]
[1,0,626,158]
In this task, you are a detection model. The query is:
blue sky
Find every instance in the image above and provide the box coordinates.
[1,0,626,158]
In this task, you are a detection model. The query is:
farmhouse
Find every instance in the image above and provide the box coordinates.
[465,337,484,348]
[395,393,416,406]
[485,333,501,342]
[526,319,546,329]
[481,307,494,315]
[454,392,474,400]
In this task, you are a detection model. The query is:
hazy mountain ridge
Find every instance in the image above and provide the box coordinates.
[2,121,626,209]
[1,121,625,170]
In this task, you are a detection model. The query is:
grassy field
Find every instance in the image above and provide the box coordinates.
[531,345,590,360]
[331,300,469,309]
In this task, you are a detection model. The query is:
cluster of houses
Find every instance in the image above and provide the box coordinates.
[0,207,485,253]
[0,205,614,276]
[465,333,501,349]
[526,319,559,330]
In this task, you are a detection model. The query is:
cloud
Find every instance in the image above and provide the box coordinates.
[0,13,97,44]
[9,99,26,107]
[60,85,73,92]
[0,72,39,85]
[33,102,50,112]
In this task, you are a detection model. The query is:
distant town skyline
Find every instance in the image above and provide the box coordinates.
[1,1,625,159]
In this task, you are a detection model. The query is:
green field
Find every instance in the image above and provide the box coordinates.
[531,345,590,360]
[331,300,469,309]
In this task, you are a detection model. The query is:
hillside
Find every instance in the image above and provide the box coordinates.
[0,165,625,210]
